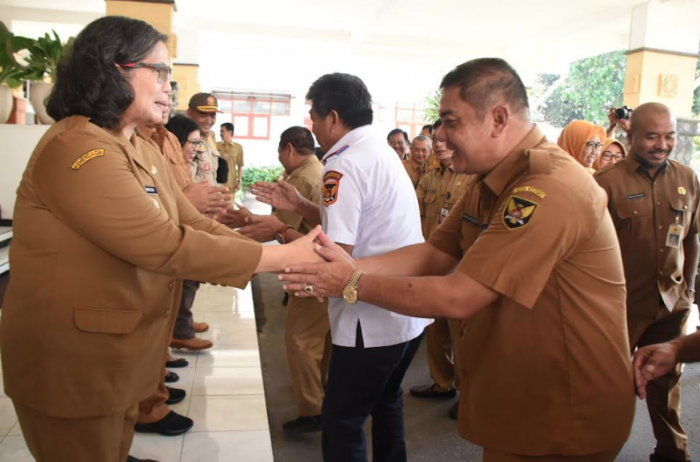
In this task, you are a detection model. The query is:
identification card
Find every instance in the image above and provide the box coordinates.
[439,208,449,225]
[666,224,683,249]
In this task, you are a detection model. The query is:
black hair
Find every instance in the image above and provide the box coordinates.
[46,16,168,130]
[421,124,434,135]
[305,73,373,129]
[221,122,234,134]
[387,128,409,143]
[433,119,443,129]
[165,115,202,147]
[440,58,529,120]
[279,126,315,155]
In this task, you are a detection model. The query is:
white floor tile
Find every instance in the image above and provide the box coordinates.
[8,422,22,436]
[191,367,264,396]
[0,398,17,436]
[200,315,259,346]
[196,345,261,369]
[0,436,33,461]
[181,430,273,462]
[130,433,184,462]
[188,396,269,432]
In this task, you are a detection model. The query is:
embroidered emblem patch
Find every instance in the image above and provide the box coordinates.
[512,186,546,199]
[71,149,105,170]
[322,171,343,207]
[678,186,687,196]
[502,195,538,230]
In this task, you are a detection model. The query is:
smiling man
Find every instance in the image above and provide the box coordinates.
[281,58,635,461]
[595,102,700,462]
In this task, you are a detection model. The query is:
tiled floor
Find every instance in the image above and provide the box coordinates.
[0,283,274,462]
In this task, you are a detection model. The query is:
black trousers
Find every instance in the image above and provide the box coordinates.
[322,322,424,462]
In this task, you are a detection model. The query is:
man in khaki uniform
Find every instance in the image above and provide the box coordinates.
[280,58,635,461]
[410,118,472,418]
[595,102,699,462]
[238,126,330,432]
[217,122,245,193]
[402,135,431,189]
[187,92,221,186]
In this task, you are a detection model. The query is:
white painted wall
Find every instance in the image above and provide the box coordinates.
[0,125,49,219]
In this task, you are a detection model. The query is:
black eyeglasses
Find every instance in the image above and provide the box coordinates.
[119,62,172,84]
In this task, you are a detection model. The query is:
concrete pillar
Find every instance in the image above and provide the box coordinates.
[173,63,200,112]
[622,0,700,164]
[105,0,178,59]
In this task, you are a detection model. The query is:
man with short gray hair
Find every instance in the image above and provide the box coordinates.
[403,135,431,189]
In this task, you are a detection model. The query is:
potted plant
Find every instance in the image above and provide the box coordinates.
[0,22,24,123]
[10,30,73,124]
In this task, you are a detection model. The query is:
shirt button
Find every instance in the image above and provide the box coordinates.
[169,281,175,291]
[164,310,170,319]
[658,225,663,230]
[659,271,663,276]
[684,205,688,210]
[633,210,638,215]
[656,201,661,206]
[660,248,664,253]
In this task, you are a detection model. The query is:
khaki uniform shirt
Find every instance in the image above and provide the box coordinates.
[416,163,472,239]
[194,132,219,186]
[428,126,634,455]
[402,157,427,189]
[216,140,245,191]
[273,156,323,235]
[595,157,700,318]
[140,125,192,190]
[1,116,262,418]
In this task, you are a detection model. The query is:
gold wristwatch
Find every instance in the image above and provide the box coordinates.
[342,270,365,305]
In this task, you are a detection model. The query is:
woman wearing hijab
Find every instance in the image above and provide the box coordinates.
[594,138,627,170]
[557,120,607,173]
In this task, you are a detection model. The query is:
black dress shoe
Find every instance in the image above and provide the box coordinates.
[165,386,186,405]
[134,411,193,436]
[282,415,322,433]
[409,383,457,399]
[650,454,691,462]
[448,401,459,420]
[164,371,179,383]
[165,358,188,368]
[127,456,159,462]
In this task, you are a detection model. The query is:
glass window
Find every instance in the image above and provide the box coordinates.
[253,101,271,114]
[253,116,269,138]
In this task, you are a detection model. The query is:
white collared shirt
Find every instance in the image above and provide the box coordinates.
[321,125,432,348]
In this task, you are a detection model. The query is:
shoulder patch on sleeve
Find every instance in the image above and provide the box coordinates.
[502,195,538,230]
[71,149,105,170]
[322,170,343,207]
[512,186,546,199]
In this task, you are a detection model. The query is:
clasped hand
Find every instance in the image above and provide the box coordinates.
[279,231,357,300]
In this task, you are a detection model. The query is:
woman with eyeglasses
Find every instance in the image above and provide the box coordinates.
[557,120,607,173]
[165,114,205,180]
[594,138,627,170]
[0,16,321,462]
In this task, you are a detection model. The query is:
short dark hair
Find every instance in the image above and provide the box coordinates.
[46,16,168,130]
[165,115,201,147]
[433,119,443,129]
[306,73,373,129]
[387,128,409,143]
[421,124,434,135]
[279,126,315,155]
[440,58,529,120]
[221,122,234,134]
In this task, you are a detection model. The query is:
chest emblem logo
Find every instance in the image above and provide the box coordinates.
[502,195,538,230]
[679,186,687,195]
[322,171,343,207]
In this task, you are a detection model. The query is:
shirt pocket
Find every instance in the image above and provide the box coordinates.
[613,197,652,237]
[669,195,692,235]
[74,309,143,335]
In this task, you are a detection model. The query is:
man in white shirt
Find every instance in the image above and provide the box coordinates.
[254,72,430,462]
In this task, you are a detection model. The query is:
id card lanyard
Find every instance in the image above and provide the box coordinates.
[666,213,683,249]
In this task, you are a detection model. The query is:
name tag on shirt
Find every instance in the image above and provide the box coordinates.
[626,193,645,200]
[461,212,483,228]
[145,185,158,195]
[439,208,449,225]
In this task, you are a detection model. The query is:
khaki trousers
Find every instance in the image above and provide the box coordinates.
[137,281,183,424]
[483,448,620,462]
[426,317,461,391]
[14,401,138,462]
[628,306,690,461]
[285,295,330,416]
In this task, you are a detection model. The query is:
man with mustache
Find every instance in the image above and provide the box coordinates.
[595,102,700,462]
